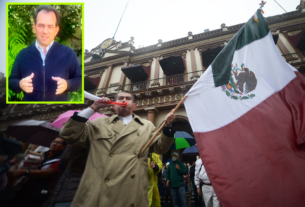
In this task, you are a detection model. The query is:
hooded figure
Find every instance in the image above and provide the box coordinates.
[147,153,163,207]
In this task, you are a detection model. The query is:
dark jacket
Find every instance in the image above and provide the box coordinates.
[46,145,86,207]
[46,164,84,206]
[189,165,195,184]
[9,42,82,101]
[166,160,187,188]
[10,150,64,207]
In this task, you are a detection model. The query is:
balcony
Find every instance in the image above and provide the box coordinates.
[282,51,305,67]
[91,70,204,97]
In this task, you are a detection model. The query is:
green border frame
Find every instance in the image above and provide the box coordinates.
[6,2,85,104]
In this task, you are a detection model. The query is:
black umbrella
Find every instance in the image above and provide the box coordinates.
[5,120,61,147]
[182,145,199,156]
[0,137,22,159]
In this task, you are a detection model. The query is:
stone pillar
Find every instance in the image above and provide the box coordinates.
[277,33,290,55]
[181,53,188,82]
[152,56,161,87]
[146,60,153,89]
[145,106,159,125]
[189,48,197,73]
[101,65,113,91]
[198,49,206,72]
[94,70,105,95]
[189,47,199,80]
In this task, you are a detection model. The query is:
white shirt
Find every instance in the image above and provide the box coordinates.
[118,115,133,125]
[194,158,211,188]
[35,40,54,66]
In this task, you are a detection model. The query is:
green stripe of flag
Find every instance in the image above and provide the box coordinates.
[211,9,270,87]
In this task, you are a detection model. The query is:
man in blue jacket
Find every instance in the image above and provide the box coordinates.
[9,5,82,101]
[166,152,188,207]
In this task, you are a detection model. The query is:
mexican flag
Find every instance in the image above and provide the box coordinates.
[184,9,305,206]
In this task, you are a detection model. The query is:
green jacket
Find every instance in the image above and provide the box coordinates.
[166,160,187,188]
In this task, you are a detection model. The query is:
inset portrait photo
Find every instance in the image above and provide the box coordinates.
[7,3,84,103]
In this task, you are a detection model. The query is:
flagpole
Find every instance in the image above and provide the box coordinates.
[113,1,129,40]
[138,96,188,157]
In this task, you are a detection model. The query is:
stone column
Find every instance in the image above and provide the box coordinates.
[277,33,290,55]
[181,52,188,82]
[189,48,199,80]
[145,106,159,125]
[146,59,153,89]
[101,65,113,92]
[94,70,105,95]
[152,56,161,87]
[189,48,197,72]
[198,49,206,73]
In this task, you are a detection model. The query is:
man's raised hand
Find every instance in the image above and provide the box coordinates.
[90,97,114,112]
[52,77,68,95]
[150,161,155,169]
[19,73,34,93]
[164,109,175,127]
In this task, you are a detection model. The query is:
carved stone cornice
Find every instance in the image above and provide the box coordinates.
[144,106,159,113]
[130,11,304,57]
[85,53,131,67]
[268,17,305,33]
[85,56,130,70]
[85,69,105,76]
[129,34,234,64]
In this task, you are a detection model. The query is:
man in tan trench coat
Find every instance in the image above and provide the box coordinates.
[59,91,175,207]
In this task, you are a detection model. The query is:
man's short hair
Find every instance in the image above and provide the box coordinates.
[114,90,135,103]
[34,5,60,26]
[58,137,67,146]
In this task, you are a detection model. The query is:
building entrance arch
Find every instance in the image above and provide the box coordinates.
[159,115,195,163]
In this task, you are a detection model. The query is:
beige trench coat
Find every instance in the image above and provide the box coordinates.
[59,114,173,207]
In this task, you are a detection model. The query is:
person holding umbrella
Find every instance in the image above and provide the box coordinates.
[6,138,67,207]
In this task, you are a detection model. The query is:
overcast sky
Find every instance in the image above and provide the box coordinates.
[1,0,300,75]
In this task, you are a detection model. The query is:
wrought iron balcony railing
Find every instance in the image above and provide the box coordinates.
[281,51,305,64]
[90,70,205,96]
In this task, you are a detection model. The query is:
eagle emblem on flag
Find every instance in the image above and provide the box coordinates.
[221,63,257,100]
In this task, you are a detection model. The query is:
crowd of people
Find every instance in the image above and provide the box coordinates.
[0,90,221,207]
[0,140,221,207]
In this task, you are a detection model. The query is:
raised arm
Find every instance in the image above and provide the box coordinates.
[149,110,175,154]
[60,97,114,147]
